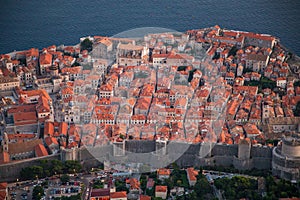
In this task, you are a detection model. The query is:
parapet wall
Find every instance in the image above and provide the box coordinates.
[79,141,273,171]
[0,141,274,182]
[0,154,60,182]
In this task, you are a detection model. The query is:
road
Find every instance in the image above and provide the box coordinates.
[81,174,94,200]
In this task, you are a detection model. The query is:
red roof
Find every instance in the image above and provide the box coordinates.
[44,122,54,136]
[155,185,167,193]
[35,144,49,157]
[140,195,151,200]
[0,191,6,200]
[45,136,58,146]
[13,112,37,126]
[0,182,7,190]
[59,122,68,136]
[0,152,10,164]
[90,188,110,197]
[110,191,127,199]
[157,168,171,176]
[186,167,198,181]
[40,53,53,65]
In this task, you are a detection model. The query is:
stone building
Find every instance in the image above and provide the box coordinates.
[0,76,19,91]
[272,134,300,181]
[117,43,147,66]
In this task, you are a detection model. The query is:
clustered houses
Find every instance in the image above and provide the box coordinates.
[1,25,300,165]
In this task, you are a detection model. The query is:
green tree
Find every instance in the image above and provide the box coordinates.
[54,194,81,200]
[294,101,300,116]
[80,38,93,52]
[294,81,300,87]
[51,159,64,174]
[194,174,212,198]
[32,185,44,200]
[60,174,70,185]
[20,165,43,180]
[228,46,238,57]
[115,180,129,193]
[177,66,187,71]
[63,160,82,173]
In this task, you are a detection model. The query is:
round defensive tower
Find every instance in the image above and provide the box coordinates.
[272,134,300,182]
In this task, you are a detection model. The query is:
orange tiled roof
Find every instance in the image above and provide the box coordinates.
[13,112,37,126]
[0,152,10,164]
[155,185,167,193]
[39,53,52,65]
[59,122,68,136]
[186,167,198,181]
[35,144,49,157]
[140,195,151,200]
[157,168,171,176]
[45,136,58,146]
[44,122,54,137]
[0,182,7,190]
[110,191,127,199]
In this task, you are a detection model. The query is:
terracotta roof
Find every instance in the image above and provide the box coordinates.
[0,182,7,190]
[90,188,110,197]
[8,139,43,155]
[13,112,37,126]
[61,66,81,74]
[7,133,36,140]
[0,152,10,164]
[25,48,39,57]
[99,84,113,91]
[140,195,151,200]
[110,191,127,199]
[186,167,198,181]
[45,136,58,146]
[35,144,49,157]
[59,122,68,136]
[99,38,112,47]
[0,191,6,200]
[39,53,53,65]
[131,114,146,121]
[7,104,36,115]
[44,122,54,136]
[155,185,167,193]
[127,178,140,190]
[246,53,268,61]
[157,168,171,176]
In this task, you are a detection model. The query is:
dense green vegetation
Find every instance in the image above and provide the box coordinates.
[214,176,259,200]
[188,69,197,82]
[294,80,300,87]
[32,185,44,200]
[54,194,81,200]
[294,101,300,116]
[80,38,93,52]
[20,160,82,180]
[264,175,300,199]
[244,76,277,90]
[177,66,188,71]
[214,175,300,200]
[115,179,129,193]
[228,46,238,57]
[92,180,104,189]
[168,166,189,189]
[60,174,70,185]
[181,173,214,200]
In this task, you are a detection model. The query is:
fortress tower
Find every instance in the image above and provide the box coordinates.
[272,134,300,181]
[238,138,251,160]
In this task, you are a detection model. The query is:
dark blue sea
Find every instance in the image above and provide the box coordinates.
[0,0,300,55]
